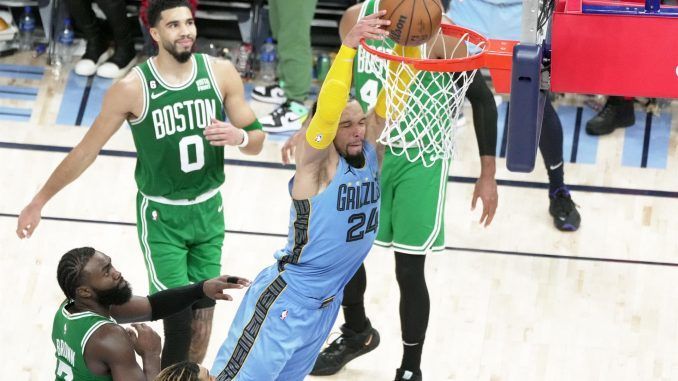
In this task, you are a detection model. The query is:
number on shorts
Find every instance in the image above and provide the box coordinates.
[56,359,74,381]
[359,79,379,109]
[179,135,205,173]
[346,207,379,242]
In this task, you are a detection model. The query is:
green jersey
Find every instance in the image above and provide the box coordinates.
[52,300,116,381]
[130,53,225,200]
[354,0,395,112]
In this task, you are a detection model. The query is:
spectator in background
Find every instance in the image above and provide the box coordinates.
[448,0,581,231]
[251,0,318,133]
[67,0,137,78]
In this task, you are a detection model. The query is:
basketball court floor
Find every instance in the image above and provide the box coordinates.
[1,51,677,380]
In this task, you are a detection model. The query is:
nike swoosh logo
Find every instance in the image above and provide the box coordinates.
[151,90,168,100]
[549,161,563,170]
[285,114,305,123]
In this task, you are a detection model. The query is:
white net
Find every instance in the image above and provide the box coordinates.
[364,29,485,167]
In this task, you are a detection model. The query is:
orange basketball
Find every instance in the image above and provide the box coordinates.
[379,0,443,46]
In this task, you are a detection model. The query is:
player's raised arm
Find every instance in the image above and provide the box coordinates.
[16,74,139,239]
[204,58,265,155]
[297,11,390,169]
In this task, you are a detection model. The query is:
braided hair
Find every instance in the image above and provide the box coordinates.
[155,361,201,381]
[57,247,95,300]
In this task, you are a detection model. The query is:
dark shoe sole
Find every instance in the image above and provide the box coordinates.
[585,117,636,136]
[251,92,286,105]
[310,329,380,376]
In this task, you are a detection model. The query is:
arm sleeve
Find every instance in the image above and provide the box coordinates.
[147,281,206,321]
[465,72,498,157]
[305,45,357,149]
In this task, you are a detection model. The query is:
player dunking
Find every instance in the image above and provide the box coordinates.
[17,0,265,368]
[289,1,499,380]
[209,12,390,380]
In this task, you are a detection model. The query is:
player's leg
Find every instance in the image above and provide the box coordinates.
[310,264,379,376]
[186,193,225,363]
[277,300,342,380]
[210,268,297,380]
[388,155,449,381]
[136,193,193,367]
[539,99,581,231]
[394,252,428,381]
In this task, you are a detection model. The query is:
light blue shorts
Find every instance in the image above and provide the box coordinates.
[210,265,341,381]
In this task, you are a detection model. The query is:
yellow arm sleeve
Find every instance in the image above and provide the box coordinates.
[306,45,357,149]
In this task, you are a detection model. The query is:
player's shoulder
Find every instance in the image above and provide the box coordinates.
[204,55,237,76]
[86,323,129,353]
[109,69,144,97]
[346,2,363,15]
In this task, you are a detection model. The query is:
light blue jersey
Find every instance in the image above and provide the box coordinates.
[275,142,381,300]
[211,143,381,381]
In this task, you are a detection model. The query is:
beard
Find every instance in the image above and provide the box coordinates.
[162,39,193,63]
[344,152,365,168]
[94,281,133,306]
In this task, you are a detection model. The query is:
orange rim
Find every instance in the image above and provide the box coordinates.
[360,23,515,73]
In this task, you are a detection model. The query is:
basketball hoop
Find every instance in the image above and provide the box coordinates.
[360,23,516,167]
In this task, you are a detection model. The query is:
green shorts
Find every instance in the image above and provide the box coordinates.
[136,191,224,294]
[375,151,450,255]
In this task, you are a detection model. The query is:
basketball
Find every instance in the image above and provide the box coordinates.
[379,0,443,46]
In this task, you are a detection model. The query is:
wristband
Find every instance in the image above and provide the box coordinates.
[237,129,249,148]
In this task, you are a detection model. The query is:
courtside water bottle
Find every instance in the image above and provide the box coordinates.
[55,18,74,67]
[259,38,277,83]
[19,6,36,51]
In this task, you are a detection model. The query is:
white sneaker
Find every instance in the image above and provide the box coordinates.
[74,49,112,77]
[96,50,137,79]
[252,83,287,104]
[260,101,308,133]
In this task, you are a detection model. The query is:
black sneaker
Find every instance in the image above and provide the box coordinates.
[549,187,581,232]
[310,320,380,376]
[585,96,635,136]
[260,101,308,133]
[395,368,422,381]
[252,83,287,104]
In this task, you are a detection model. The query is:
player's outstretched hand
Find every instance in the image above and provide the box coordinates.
[472,176,498,227]
[204,118,246,146]
[343,10,390,49]
[281,130,304,165]
[203,275,251,301]
[16,202,42,239]
[127,323,161,357]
